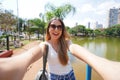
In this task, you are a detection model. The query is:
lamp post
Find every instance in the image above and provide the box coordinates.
[16,0,20,37]
[6,35,9,50]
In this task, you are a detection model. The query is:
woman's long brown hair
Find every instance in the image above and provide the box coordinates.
[45,18,70,65]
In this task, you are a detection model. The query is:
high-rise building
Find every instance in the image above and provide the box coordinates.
[95,21,103,29]
[118,8,120,24]
[108,7,120,27]
[88,22,90,29]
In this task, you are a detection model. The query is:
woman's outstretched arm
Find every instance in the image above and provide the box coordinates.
[69,44,120,80]
[0,43,46,80]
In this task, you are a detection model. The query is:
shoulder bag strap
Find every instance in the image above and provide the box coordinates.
[42,44,49,74]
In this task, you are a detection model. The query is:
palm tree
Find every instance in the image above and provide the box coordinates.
[44,3,76,21]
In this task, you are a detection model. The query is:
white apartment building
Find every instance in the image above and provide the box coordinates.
[118,9,120,24]
[108,7,120,27]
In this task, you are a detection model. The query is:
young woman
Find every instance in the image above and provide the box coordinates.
[42,17,76,80]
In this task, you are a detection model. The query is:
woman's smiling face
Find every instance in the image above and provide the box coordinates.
[49,20,62,40]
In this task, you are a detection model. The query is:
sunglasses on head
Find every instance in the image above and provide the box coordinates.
[50,24,62,30]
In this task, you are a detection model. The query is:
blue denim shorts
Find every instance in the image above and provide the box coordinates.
[50,69,76,80]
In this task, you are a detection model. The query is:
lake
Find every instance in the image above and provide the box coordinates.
[71,37,120,80]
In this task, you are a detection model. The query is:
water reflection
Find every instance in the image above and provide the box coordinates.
[84,42,107,58]
[72,37,120,61]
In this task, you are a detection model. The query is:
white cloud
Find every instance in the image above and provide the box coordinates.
[96,1,120,15]
[18,0,47,19]
[79,4,95,13]
[99,0,120,9]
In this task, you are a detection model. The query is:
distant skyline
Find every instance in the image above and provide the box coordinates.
[1,0,120,29]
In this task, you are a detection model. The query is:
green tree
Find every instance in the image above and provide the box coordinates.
[94,29,101,36]
[68,25,86,36]
[27,18,45,40]
[0,9,17,43]
[44,3,76,21]
[76,25,85,33]
[68,27,77,36]
[85,28,93,36]
[0,10,17,31]
[29,18,45,34]
[104,24,120,36]
[112,24,120,36]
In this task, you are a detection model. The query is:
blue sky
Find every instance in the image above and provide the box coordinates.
[1,0,120,29]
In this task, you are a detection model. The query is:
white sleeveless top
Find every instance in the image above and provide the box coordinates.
[39,41,73,75]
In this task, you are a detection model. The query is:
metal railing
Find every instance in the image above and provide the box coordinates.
[86,64,92,80]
